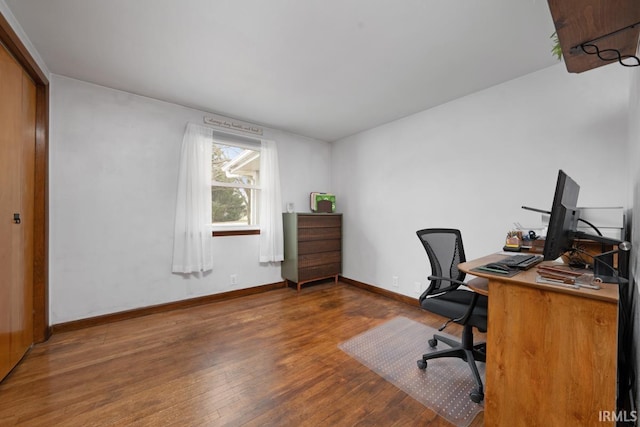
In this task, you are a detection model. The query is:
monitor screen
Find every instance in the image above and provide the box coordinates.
[543,170,581,261]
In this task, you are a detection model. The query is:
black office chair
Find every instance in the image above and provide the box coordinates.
[415,228,487,403]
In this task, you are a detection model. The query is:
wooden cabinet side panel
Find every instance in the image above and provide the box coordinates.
[281,213,299,282]
[485,281,618,427]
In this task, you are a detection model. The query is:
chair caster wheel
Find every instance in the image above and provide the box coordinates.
[417,360,427,370]
[428,338,438,348]
[469,389,484,403]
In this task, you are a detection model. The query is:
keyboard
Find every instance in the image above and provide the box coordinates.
[498,254,543,269]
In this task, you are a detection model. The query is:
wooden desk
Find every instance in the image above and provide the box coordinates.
[466,277,488,296]
[460,254,619,427]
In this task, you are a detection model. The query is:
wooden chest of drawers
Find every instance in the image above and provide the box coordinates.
[281,213,342,291]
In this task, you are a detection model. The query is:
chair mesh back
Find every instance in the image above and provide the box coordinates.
[417,229,466,293]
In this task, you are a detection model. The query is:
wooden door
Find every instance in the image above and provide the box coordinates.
[15,65,36,368]
[0,42,36,381]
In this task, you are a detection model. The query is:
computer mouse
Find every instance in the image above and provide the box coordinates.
[485,263,511,272]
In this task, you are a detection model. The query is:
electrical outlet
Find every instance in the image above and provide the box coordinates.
[414,282,422,294]
[230,274,238,285]
[392,276,399,288]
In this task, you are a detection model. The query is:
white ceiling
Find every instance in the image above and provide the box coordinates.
[5,0,559,141]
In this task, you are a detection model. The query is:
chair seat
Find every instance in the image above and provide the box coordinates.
[421,290,488,332]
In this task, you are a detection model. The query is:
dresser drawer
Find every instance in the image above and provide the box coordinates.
[298,226,341,241]
[298,251,341,268]
[299,263,342,281]
[298,239,341,255]
[298,214,341,229]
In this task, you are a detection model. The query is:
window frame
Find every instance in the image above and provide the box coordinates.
[210,137,262,235]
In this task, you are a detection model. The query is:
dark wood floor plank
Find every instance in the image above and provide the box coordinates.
[0,282,484,426]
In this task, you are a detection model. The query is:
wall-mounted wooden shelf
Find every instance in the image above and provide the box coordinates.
[548,0,640,73]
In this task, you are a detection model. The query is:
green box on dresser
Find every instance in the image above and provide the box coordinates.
[282,213,342,291]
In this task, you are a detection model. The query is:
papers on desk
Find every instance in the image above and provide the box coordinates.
[471,265,520,277]
[535,276,580,289]
[535,265,601,290]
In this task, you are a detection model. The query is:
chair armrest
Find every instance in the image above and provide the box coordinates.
[432,291,482,331]
[421,276,483,327]
[427,275,466,293]
[419,275,465,302]
[427,275,466,287]
[456,292,481,325]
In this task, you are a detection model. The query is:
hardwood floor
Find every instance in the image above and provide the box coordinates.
[0,282,485,426]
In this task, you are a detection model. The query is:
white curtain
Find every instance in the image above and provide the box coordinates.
[259,139,284,262]
[172,123,214,273]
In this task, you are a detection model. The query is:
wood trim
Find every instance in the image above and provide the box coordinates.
[50,277,418,334]
[51,281,288,334]
[0,11,50,342]
[32,84,49,342]
[212,229,260,237]
[0,13,48,85]
[340,276,419,307]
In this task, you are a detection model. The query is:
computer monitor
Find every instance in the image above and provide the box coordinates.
[543,170,581,261]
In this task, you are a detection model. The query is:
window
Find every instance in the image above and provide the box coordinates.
[211,139,260,228]
[173,123,282,270]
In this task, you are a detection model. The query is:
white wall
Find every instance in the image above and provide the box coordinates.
[50,75,332,324]
[331,62,630,297]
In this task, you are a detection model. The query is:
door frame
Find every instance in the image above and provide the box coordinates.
[0,12,49,342]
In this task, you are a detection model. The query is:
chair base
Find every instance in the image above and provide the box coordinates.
[417,325,486,403]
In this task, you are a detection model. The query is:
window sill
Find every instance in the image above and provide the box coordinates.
[212,229,260,237]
